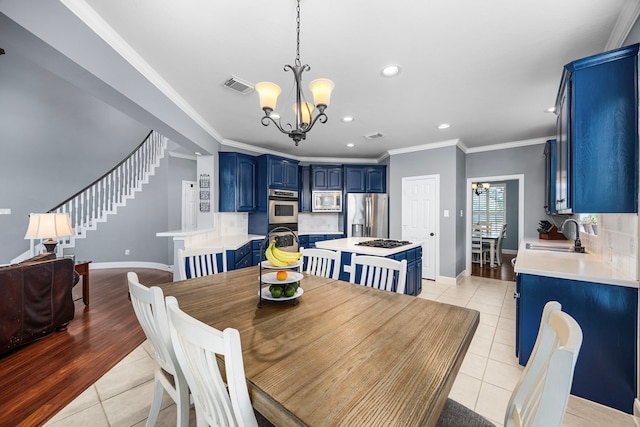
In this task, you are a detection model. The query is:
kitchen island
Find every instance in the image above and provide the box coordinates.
[514,239,638,414]
[316,237,423,296]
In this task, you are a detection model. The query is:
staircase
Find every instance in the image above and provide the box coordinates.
[17,130,167,262]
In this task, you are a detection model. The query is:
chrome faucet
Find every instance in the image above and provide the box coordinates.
[560,219,585,253]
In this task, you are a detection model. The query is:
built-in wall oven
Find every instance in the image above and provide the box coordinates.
[268,189,299,252]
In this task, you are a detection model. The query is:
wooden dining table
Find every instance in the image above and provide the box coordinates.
[159,266,479,427]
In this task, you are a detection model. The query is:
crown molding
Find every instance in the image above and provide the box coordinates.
[465,136,549,153]
[605,0,640,50]
[387,139,462,156]
[60,0,223,143]
[168,151,197,161]
[221,139,383,164]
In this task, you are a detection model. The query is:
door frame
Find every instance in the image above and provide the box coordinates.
[181,180,198,230]
[465,174,524,275]
[402,174,440,280]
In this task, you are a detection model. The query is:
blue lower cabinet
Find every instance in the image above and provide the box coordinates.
[516,273,637,413]
[252,239,262,266]
[338,247,421,296]
[298,235,309,249]
[227,241,253,270]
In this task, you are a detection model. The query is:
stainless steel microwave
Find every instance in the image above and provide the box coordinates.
[312,191,342,212]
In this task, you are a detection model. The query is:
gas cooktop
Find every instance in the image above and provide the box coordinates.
[355,239,412,249]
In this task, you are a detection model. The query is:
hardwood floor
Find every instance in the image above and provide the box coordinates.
[0,268,172,427]
[471,252,516,281]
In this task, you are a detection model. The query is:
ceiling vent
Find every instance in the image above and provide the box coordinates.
[364,132,385,140]
[223,75,254,94]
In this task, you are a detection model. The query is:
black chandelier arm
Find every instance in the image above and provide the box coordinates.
[302,111,328,133]
[261,115,289,133]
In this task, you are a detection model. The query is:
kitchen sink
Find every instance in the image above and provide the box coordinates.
[525,242,587,254]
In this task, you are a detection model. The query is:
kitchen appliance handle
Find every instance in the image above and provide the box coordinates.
[365,195,371,237]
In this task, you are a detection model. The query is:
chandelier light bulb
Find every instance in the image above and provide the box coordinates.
[255,82,281,113]
[309,79,335,111]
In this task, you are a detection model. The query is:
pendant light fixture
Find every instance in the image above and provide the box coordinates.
[255,0,335,146]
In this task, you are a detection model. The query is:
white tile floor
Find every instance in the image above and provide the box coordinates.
[46,276,636,427]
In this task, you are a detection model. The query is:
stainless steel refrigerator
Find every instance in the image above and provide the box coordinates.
[346,193,389,238]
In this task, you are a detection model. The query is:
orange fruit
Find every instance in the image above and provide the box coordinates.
[276,270,288,281]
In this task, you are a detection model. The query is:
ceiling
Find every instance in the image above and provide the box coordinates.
[23,1,640,159]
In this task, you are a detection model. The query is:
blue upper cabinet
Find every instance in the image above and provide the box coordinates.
[299,166,312,212]
[554,43,639,213]
[543,139,557,214]
[344,165,386,193]
[265,155,299,191]
[311,165,343,190]
[219,152,256,212]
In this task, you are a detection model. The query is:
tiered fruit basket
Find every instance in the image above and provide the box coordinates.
[258,227,303,307]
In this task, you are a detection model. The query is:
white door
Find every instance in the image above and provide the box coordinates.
[182,181,198,230]
[402,175,438,280]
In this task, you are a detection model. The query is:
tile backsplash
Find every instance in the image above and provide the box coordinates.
[298,213,342,232]
[217,212,248,236]
[580,213,638,281]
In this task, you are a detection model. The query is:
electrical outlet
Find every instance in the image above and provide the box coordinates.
[125,249,130,255]
[0,208,11,215]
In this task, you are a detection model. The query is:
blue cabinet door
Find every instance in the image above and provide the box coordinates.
[517,273,637,413]
[344,165,386,193]
[299,166,312,212]
[311,165,343,190]
[219,152,256,212]
[267,155,299,190]
[555,44,639,213]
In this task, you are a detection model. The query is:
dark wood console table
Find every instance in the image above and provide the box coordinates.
[74,261,92,305]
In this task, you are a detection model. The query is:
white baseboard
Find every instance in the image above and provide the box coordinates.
[436,275,456,286]
[633,399,640,426]
[90,261,172,272]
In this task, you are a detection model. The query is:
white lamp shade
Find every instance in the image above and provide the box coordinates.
[255,82,281,111]
[309,78,335,107]
[24,213,74,239]
[293,102,314,125]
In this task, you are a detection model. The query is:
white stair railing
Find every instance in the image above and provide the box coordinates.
[19,130,167,260]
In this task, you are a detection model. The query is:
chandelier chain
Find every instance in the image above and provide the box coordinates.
[295,0,301,66]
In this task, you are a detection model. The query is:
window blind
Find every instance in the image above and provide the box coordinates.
[472,184,506,232]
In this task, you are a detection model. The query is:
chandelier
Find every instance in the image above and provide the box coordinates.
[255,0,335,146]
[472,182,490,196]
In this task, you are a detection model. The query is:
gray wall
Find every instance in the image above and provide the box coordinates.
[466,143,548,242]
[0,45,150,264]
[389,145,460,278]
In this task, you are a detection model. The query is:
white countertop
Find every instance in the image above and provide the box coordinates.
[514,239,638,288]
[315,237,421,257]
[298,230,344,236]
[187,234,265,251]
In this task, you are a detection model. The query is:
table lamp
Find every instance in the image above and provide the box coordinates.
[24,213,74,253]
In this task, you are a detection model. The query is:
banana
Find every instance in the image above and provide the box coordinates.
[265,242,287,267]
[271,245,302,263]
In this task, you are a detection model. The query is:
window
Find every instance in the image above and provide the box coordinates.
[472,183,506,232]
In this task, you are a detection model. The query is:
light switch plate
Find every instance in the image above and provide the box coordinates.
[0,208,11,215]
[443,210,450,217]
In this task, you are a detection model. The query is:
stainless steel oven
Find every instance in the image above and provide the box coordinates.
[269,224,299,252]
[268,189,298,225]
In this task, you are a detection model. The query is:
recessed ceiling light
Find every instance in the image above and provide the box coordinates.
[380,64,401,78]
[346,143,355,148]
[271,113,281,120]
[437,123,450,129]
[195,151,202,156]
[545,107,556,113]
[341,116,354,123]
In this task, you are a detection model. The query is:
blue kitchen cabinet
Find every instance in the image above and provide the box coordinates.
[226,241,253,270]
[554,43,638,213]
[298,234,309,249]
[311,165,343,190]
[252,239,262,266]
[264,154,299,191]
[343,165,386,193]
[543,139,557,214]
[516,273,637,413]
[299,166,312,212]
[219,152,256,212]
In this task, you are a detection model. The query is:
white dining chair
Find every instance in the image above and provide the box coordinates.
[127,273,190,427]
[178,247,227,280]
[348,253,407,294]
[437,301,583,427]
[165,296,259,427]
[299,247,341,279]
[495,223,508,265]
[471,228,490,266]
